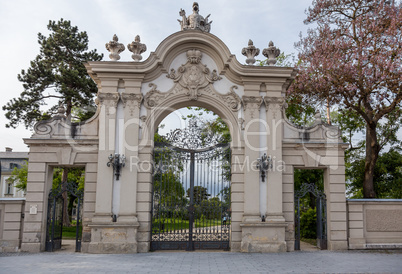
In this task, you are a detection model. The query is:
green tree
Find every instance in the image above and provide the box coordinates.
[289,0,402,198]
[347,148,402,199]
[187,186,210,205]
[3,18,103,128]
[8,161,28,192]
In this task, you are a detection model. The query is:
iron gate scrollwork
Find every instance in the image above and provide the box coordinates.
[151,118,231,251]
[294,183,327,250]
[46,180,84,252]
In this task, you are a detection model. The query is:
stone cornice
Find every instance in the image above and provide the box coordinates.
[85,31,297,87]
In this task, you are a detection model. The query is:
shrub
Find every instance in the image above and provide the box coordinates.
[300,208,317,239]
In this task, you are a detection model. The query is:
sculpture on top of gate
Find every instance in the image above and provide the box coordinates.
[178,2,212,32]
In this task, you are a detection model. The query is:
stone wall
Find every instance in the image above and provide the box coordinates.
[0,198,25,252]
[347,199,402,249]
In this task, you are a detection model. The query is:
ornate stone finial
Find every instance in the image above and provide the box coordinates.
[105,34,125,61]
[241,39,260,65]
[178,2,212,32]
[314,110,322,125]
[56,101,66,117]
[127,35,147,62]
[262,41,281,66]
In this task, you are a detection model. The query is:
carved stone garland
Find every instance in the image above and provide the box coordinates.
[144,49,241,112]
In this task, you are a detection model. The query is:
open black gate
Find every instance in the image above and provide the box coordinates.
[151,118,231,251]
[46,181,84,252]
[294,183,327,250]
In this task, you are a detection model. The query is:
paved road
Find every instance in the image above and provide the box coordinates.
[1,250,401,273]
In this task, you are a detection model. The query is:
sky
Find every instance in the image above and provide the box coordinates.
[0,0,314,152]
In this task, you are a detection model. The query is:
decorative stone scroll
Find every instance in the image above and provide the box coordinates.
[144,49,241,112]
[121,93,143,116]
[143,84,171,109]
[242,96,263,119]
[264,97,286,119]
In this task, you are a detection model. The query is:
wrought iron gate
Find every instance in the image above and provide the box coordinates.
[46,181,84,252]
[151,118,231,251]
[294,183,327,250]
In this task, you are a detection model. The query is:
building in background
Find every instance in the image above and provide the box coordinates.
[0,147,28,198]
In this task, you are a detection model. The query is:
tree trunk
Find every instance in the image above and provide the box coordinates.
[62,168,71,227]
[363,124,380,198]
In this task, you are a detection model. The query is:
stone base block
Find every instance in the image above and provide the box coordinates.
[88,220,139,254]
[0,240,20,252]
[20,242,41,252]
[88,242,137,253]
[231,241,241,252]
[240,222,287,253]
[137,242,150,253]
[328,240,348,250]
[348,238,366,249]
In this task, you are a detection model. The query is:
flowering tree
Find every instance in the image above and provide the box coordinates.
[289,0,402,198]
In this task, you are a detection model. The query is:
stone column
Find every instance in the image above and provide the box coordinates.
[324,156,348,250]
[91,91,119,224]
[264,97,285,221]
[241,95,262,223]
[119,90,142,225]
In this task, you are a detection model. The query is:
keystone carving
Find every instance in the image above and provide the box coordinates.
[105,34,125,61]
[121,93,143,116]
[242,39,260,65]
[178,2,212,32]
[128,35,147,62]
[166,49,222,100]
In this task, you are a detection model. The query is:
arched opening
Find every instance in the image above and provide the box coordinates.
[294,168,327,251]
[45,166,85,252]
[150,107,232,251]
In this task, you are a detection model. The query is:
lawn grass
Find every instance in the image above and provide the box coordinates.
[62,225,82,239]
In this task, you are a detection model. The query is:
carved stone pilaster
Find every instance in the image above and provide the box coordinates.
[121,93,143,116]
[242,96,263,119]
[264,97,286,119]
[98,93,120,115]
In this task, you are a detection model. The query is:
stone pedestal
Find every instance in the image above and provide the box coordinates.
[88,216,139,253]
[240,222,287,252]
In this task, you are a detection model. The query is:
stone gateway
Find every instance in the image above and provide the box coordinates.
[19,4,349,253]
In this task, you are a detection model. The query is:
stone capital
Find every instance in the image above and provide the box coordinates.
[121,93,143,116]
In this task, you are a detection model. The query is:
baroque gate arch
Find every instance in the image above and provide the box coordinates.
[20,4,349,253]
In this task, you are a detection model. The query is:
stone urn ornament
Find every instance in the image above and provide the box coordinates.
[241,39,260,65]
[128,35,147,62]
[105,34,125,61]
[262,41,281,66]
